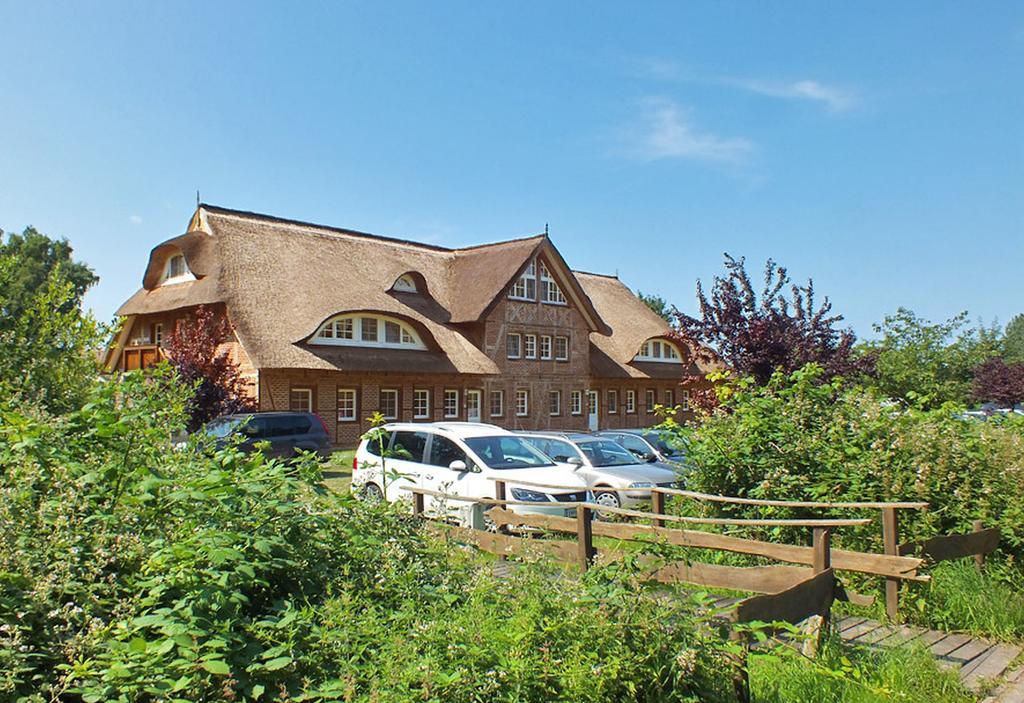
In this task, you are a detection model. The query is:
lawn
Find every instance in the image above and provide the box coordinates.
[322,448,355,495]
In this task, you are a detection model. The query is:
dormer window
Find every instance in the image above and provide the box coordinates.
[509,261,536,300]
[313,314,425,350]
[634,339,683,363]
[159,252,195,285]
[539,261,567,304]
[392,274,418,293]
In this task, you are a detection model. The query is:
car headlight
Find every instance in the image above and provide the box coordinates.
[510,487,550,502]
[629,481,654,488]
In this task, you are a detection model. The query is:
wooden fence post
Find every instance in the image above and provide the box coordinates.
[651,489,665,528]
[577,505,595,571]
[882,507,900,622]
[973,520,985,572]
[495,480,508,561]
[412,489,425,518]
[729,628,750,703]
[803,527,832,658]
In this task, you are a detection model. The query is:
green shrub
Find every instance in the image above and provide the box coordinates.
[907,559,1024,640]
[1,370,738,702]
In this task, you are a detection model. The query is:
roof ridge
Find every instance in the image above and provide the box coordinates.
[572,268,618,279]
[453,233,547,252]
[200,203,456,253]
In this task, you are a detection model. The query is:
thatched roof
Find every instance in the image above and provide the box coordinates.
[116,205,703,379]
[575,271,709,379]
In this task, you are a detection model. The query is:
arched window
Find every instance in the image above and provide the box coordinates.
[634,338,683,363]
[392,274,418,293]
[312,314,426,350]
[159,251,195,285]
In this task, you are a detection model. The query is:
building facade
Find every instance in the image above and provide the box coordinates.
[107,205,711,447]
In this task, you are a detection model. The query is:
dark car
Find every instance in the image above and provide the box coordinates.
[596,429,688,468]
[203,412,332,460]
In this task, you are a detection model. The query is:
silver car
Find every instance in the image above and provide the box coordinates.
[519,434,679,511]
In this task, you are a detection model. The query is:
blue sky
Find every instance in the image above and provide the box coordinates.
[1,2,1021,338]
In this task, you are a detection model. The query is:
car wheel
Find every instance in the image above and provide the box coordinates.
[362,483,384,503]
[593,490,621,520]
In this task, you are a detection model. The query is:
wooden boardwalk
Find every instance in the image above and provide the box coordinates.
[833,615,1022,699]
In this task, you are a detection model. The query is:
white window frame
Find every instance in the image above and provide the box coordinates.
[490,390,504,417]
[570,390,583,416]
[664,389,675,407]
[413,389,431,419]
[646,389,656,414]
[392,274,417,293]
[159,252,195,286]
[509,260,537,300]
[625,389,636,414]
[444,389,460,419]
[337,388,357,422]
[380,389,399,420]
[549,390,561,416]
[539,261,567,305]
[515,389,529,417]
[540,335,552,360]
[680,389,691,411]
[313,314,425,350]
[152,323,163,346]
[506,333,522,359]
[608,389,618,415]
[554,335,569,361]
[634,339,683,363]
[289,387,313,413]
[524,334,537,359]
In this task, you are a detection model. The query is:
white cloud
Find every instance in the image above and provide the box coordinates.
[732,78,857,113]
[618,97,753,164]
[632,59,858,113]
[129,215,143,225]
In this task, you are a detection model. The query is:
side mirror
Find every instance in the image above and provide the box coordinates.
[566,456,583,468]
[645,452,658,463]
[449,460,468,472]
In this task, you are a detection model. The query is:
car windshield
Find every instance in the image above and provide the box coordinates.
[204,417,244,439]
[463,436,556,470]
[522,437,581,463]
[644,433,686,458]
[577,439,639,467]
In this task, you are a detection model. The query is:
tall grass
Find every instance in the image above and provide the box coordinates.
[750,637,974,703]
[908,559,1024,640]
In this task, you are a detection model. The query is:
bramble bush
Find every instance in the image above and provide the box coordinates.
[0,369,736,702]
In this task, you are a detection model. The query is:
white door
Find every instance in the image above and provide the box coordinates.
[587,390,599,431]
[383,430,429,502]
[466,390,482,423]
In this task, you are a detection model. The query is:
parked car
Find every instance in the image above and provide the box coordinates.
[597,428,688,469]
[518,433,679,511]
[202,412,332,460]
[353,422,591,525]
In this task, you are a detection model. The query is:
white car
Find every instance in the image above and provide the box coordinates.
[519,434,679,511]
[353,422,591,525]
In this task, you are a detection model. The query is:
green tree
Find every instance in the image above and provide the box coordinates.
[860,308,1000,408]
[0,226,98,324]
[637,289,673,324]
[0,228,101,413]
[1003,314,1024,364]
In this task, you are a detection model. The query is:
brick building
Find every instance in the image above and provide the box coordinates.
[106,204,712,447]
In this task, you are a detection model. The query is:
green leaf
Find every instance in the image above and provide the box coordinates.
[264,656,292,671]
[252,684,265,699]
[200,659,231,675]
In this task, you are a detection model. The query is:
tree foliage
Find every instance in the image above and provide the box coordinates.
[637,290,673,324]
[164,305,255,431]
[972,357,1024,407]
[0,226,98,323]
[673,254,870,385]
[861,309,1001,409]
[0,229,101,413]
[1003,314,1024,364]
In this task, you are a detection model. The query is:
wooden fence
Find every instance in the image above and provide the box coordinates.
[400,481,998,703]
